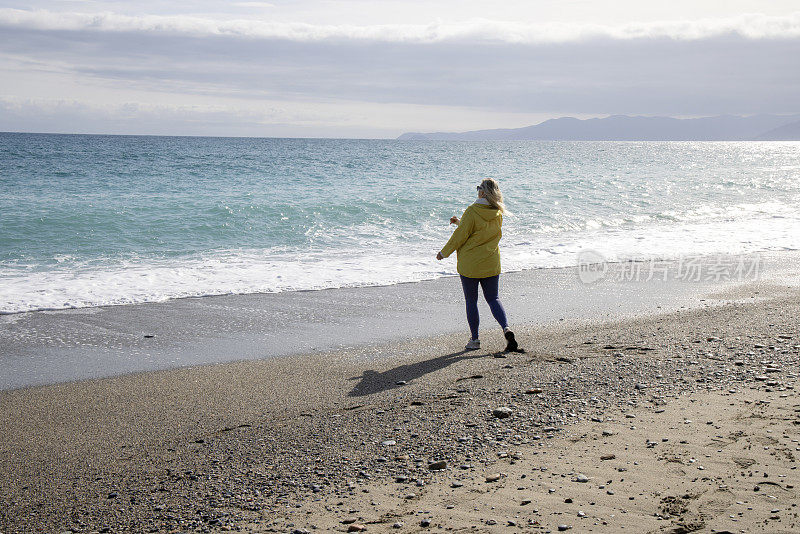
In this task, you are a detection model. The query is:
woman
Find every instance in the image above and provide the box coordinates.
[436,178,518,352]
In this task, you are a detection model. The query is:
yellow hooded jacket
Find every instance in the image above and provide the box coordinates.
[440,202,502,278]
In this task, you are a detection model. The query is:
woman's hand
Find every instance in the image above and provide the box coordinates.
[436,252,443,260]
[450,216,459,225]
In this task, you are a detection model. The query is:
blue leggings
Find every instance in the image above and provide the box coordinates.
[460,274,508,340]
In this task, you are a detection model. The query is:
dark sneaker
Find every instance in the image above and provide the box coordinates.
[504,330,518,352]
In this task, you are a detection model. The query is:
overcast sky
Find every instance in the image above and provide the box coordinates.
[1,1,799,138]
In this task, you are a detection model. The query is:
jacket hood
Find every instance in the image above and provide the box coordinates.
[472,202,502,221]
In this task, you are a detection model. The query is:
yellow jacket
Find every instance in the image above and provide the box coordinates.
[440,203,502,278]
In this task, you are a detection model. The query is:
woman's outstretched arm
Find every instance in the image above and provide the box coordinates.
[439,208,474,258]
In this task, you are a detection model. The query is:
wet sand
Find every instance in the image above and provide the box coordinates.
[1,278,798,533]
[5,252,792,390]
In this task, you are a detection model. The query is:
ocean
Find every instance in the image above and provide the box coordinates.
[1,132,799,314]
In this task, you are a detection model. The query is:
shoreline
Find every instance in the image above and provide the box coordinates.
[3,251,798,391]
[0,250,788,318]
[1,288,799,532]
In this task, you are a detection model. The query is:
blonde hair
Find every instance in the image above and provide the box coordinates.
[478,178,506,213]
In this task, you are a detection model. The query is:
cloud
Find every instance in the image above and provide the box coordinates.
[0,93,557,138]
[1,8,799,135]
[1,8,800,43]
[232,2,275,8]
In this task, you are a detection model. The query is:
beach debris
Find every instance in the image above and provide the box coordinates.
[420,518,431,527]
[456,374,483,382]
[574,474,589,483]
[492,407,513,419]
[485,473,502,482]
[525,388,543,394]
[381,440,396,446]
[348,524,368,532]
[391,522,404,528]
[395,380,407,385]
[557,525,572,531]
[600,454,616,461]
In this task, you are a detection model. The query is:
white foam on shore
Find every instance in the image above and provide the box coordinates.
[2,210,799,314]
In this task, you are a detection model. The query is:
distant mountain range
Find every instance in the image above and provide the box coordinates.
[397,114,800,141]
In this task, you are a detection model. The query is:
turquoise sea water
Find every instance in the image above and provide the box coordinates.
[1,132,799,313]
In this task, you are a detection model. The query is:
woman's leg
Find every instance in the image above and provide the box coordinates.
[460,275,480,340]
[479,275,509,330]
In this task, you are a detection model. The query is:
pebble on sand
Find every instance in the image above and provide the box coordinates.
[428,460,447,471]
[492,407,513,418]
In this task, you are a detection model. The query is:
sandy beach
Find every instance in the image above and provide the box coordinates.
[3,2,800,531]
[1,272,798,533]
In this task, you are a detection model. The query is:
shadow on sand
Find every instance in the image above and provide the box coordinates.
[347,349,486,397]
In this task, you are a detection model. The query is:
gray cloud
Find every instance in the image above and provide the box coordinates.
[0,97,398,137]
